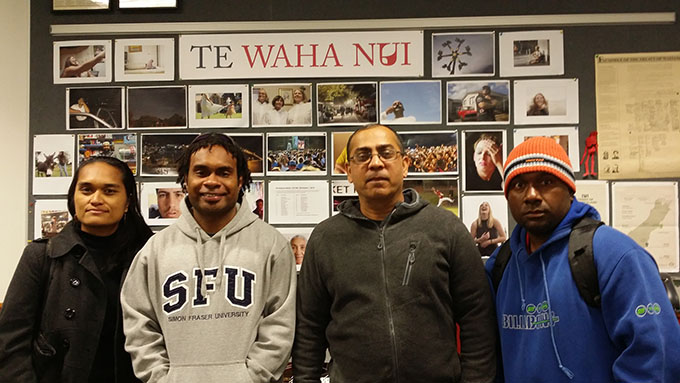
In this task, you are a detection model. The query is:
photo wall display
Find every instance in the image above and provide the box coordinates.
[33,199,70,240]
[188,84,249,128]
[54,40,111,84]
[266,132,327,175]
[276,226,315,271]
[462,130,507,193]
[446,80,511,125]
[36,27,624,242]
[114,38,175,82]
[252,83,313,127]
[379,81,442,125]
[66,87,125,130]
[140,133,198,176]
[77,133,138,174]
[127,86,187,129]
[432,32,496,78]
[331,180,357,215]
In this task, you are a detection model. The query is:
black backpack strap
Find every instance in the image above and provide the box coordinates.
[491,240,512,293]
[568,217,605,307]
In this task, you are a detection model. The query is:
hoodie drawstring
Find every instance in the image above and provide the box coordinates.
[514,248,527,311]
[194,227,206,296]
[215,230,229,293]
[539,252,575,380]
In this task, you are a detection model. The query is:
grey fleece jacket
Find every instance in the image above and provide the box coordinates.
[121,198,296,383]
[293,189,497,383]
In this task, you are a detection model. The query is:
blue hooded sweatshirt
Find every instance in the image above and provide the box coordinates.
[485,199,680,382]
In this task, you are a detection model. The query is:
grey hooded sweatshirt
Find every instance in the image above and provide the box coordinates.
[121,198,296,383]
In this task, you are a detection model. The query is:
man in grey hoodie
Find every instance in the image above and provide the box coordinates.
[293,124,496,382]
[122,133,296,383]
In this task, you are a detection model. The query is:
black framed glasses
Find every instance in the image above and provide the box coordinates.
[349,147,403,164]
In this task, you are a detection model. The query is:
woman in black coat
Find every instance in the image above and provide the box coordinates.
[0,157,153,383]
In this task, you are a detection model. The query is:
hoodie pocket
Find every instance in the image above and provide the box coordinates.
[401,241,418,286]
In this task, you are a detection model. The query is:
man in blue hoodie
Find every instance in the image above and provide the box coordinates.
[486,136,680,382]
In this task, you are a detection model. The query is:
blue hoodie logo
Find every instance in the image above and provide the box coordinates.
[502,301,560,330]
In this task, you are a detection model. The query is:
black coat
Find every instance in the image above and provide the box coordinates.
[0,222,140,383]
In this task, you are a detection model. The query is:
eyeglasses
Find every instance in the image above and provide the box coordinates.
[349,147,403,164]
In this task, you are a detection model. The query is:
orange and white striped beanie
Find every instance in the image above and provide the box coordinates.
[503,136,575,198]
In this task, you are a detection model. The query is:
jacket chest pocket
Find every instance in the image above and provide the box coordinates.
[401,241,418,286]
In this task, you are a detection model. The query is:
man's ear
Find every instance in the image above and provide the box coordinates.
[346,162,354,184]
[401,154,411,178]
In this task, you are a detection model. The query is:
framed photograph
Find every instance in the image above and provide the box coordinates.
[33,134,75,195]
[276,227,315,271]
[612,181,679,272]
[33,199,70,240]
[575,180,610,225]
[140,133,198,176]
[266,133,327,175]
[447,80,510,124]
[499,30,564,77]
[513,79,579,125]
[379,81,441,125]
[53,0,109,10]
[188,84,249,128]
[317,82,378,126]
[115,38,175,82]
[331,131,352,175]
[66,87,124,130]
[268,180,330,224]
[251,83,312,127]
[119,0,177,8]
[77,133,138,175]
[245,181,265,220]
[230,133,264,176]
[513,126,580,172]
[54,40,111,84]
[127,86,187,129]
[462,130,506,192]
[331,180,357,215]
[461,195,509,259]
[432,32,495,77]
[400,131,458,175]
[404,178,459,216]
[140,181,186,226]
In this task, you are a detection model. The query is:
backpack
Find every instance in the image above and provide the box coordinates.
[490,216,605,307]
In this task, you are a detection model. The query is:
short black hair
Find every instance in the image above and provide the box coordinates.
[345,124,404,156]
[175,133,252,203]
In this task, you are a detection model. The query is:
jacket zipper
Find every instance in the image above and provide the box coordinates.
[401,242,417,286]
[377,209,401,383]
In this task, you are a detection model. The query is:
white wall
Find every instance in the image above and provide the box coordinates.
[0,1,29,300]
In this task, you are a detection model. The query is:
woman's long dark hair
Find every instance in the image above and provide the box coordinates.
[67,156,153,259]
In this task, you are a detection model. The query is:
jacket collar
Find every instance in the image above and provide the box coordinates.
[46,220,87,259]
[338,188,428,222]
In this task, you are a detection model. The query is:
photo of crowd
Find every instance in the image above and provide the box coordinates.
[267,134,326,174]
[400,131,458,174]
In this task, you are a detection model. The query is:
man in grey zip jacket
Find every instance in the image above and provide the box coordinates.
[293,124,496,382]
